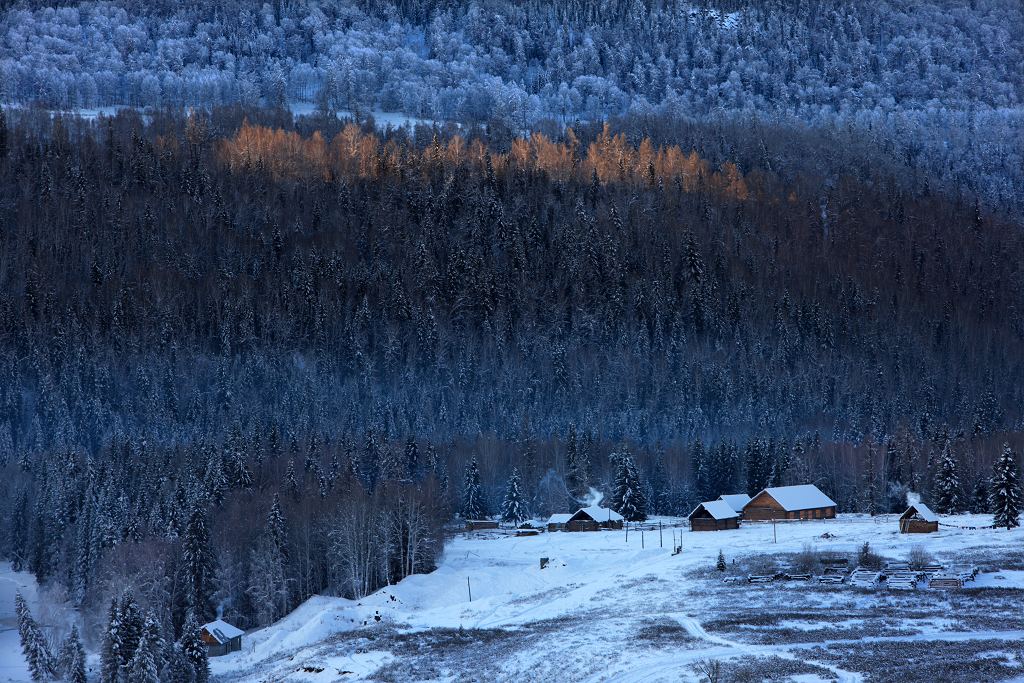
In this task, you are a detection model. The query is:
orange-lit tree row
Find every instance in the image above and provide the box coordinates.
[218,121,750,200]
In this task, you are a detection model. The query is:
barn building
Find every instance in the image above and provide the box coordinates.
[547,513,572,531]
[565,506,624,531]
[200,619,244,657]
[718,493,752,516]
[742,484,837,521]
[688,500,740,531]
[899,503,939,533]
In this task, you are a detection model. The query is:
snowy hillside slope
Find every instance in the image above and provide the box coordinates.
[211,515,1024,682]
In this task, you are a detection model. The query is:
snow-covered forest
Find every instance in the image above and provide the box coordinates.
[0,103,1022,655]
[1,0,1023,211]
[0,1,1023,678]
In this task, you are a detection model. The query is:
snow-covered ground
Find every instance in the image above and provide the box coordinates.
[211,514,1024,682]
[0,563,37,683]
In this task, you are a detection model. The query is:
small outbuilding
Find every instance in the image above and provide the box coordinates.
[201,619,243,657]
[899,503,939,533]
[465,519,499,531]
[742,484,837,521]
[718,494,752,516]
[565,506,624,531]
[546,513,573,532]
[688,500,740,531]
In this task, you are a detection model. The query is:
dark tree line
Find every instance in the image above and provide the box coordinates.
[0,105,1022,657]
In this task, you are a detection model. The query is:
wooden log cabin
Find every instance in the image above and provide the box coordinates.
[688,500,740,531]
[742,485,837,521]
[899,503,939,533]
[200,619,243,657]
[565,506,624,531]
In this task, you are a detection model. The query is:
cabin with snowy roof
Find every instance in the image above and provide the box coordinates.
[565,506,624,531]
[546,513,573,531]
[899,503,939,533]
[200,619,243,656]
[742,485,837,521]
[718,494,752,516]
[688,500,740,531]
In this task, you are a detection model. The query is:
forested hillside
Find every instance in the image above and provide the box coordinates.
[1,0,1023,211]
[0,105,1022,653]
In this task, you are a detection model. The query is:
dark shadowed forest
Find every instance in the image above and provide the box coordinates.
[0,104,1021,663]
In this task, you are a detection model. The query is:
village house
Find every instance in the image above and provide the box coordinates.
[718,493,752,516]
[899,502,939,533]
[546,513,573,531]
[565,506,624,531]
[201,619,244,657]
[688,500,740,531]
[742,484,837,521]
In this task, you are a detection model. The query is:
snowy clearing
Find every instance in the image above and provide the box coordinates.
[211,514,1024,682]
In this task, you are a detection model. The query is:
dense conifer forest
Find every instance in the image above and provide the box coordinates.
[0,100,1022,674]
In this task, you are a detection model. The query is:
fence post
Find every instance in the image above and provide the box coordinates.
[467,576,472,602]
[659,521,663,548]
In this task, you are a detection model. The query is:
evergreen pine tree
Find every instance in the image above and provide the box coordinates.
[179,613,209,683]
[565,424,589,500]
[182,506,217,620]
[100,598,121,683]
[56,625,87,683]
[118,590,145,669]
[461,458,486,520]
[15,593,54,682]
[267,494,288,560]
[500,468,529,525]
[933,443,960,514]
[716,550,726,571]
[128,632,161,683]
[991,443,1022,530]
[972,478,991,514]
[611,450,648,521]
[160,644,196,683]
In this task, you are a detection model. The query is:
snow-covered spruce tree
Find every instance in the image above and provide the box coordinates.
[933,443,961,514]
[991,443,1022,530]
[716,550,726,571]
[128,632,161,683]
[180,612,210,683]
[160,643,195,683]
[182,506,217,620]
[565,424,589,500]
[99,598,121,683]
[56,625,87,683]
[500,467,529,525]
[611,450,647,522]
[15,593,54,682]
[461,458,487,520]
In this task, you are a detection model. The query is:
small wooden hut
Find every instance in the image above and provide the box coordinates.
[565,506,624,531]
[688,500,740,531]
[546,513,572,532]
[201,619,243,656]
[465,519,499,531]
[899,503,939,533]
[742,485,837,521]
